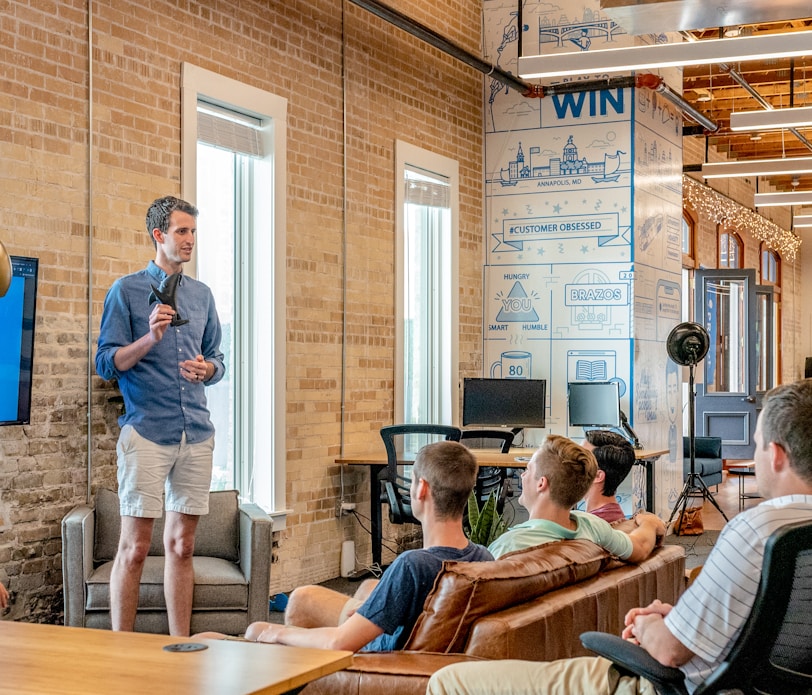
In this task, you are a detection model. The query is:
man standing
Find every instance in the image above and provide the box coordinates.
[487,434,664,562]
[427,379,812,694]
[96,196,224,636]
[236,441,493,651]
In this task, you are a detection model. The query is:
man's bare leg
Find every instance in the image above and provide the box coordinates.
[285,578,379,628]
[163,511,200,636]
[110,516,156,631]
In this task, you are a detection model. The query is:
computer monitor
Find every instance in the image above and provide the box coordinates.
[462,378,546,428]
[0,256,39,426]
[567,381,621,429]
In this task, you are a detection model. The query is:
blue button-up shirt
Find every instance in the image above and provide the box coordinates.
[96,261,225,445]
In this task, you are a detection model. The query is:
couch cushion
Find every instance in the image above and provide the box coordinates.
[85,556,248,611]
[463,543,686,661]
[93,488,240,563]
[405,539,610,653]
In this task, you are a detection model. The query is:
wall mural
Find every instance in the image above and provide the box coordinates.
[482,0,684,515]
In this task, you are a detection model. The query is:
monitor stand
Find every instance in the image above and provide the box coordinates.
[619,411,642,450]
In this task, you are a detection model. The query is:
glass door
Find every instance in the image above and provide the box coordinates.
[694,269,757,459]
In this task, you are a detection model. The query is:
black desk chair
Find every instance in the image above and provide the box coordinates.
[580,519,812,695]
[460,429,514,514]
[379,424,462,525]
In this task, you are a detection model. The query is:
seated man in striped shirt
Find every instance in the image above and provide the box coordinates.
[427,378,812,695]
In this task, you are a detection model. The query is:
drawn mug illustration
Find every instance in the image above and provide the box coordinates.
[491,350,532,379]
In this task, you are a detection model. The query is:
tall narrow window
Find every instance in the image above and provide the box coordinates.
[758,244,781,389]
[682,211,697,323]
[395,141,459,429]
[760,246,780,285]
[681,212,695,262]
[181,64,287,520]
[718,229,743,268]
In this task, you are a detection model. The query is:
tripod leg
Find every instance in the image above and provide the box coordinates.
[690,474,729,522]
[667,482,695,533]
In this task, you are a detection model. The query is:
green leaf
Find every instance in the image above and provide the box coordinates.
[465,489,508,546]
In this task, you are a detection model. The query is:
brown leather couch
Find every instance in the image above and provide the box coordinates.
[302,532,686,695]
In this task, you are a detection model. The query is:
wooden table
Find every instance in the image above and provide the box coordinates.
[0,621,353,695]
[337,446,668,566]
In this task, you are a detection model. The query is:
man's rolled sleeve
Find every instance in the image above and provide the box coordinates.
[96,281,131,382]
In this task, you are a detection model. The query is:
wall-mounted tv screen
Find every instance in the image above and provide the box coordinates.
[567,381,621,428]
[0,256,39,426]
[462,378,546,428]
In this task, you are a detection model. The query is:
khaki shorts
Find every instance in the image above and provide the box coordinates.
[116,424,214,518]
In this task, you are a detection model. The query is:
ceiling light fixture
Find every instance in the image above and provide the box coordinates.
[517,30,812,80]
[754,191,812,207]
[793,215,812,228]
[730,105,812,131]
[701,156,812,179]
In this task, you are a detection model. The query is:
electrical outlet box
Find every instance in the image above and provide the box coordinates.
[336,500,357,517]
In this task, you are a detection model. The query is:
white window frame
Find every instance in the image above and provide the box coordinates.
[394,140,459,426]
[181,63,289,527]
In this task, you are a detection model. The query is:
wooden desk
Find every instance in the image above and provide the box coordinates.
[0,621,353,695]
[337,446,668,566]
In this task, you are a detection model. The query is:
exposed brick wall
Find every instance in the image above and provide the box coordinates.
[0,0,484,619]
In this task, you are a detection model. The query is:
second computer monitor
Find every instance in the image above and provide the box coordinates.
[567,381,621,429]
[462,378,546,428]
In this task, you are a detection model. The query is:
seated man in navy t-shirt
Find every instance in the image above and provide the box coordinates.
[243,440,493,651]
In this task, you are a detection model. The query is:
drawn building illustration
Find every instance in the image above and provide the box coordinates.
[482,0,685,515]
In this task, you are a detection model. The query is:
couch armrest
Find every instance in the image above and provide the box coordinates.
[300,652,488,695]
[238,502,272,624]
[61,504,95,627]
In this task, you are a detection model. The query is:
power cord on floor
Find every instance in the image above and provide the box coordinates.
[348,509,399,558]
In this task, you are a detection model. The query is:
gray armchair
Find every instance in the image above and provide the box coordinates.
[62,488,272,635]
[683,436,723,489]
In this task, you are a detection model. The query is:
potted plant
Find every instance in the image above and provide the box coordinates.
[465,490,508,546]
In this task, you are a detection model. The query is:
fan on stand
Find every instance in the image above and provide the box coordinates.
[666,322,729,533]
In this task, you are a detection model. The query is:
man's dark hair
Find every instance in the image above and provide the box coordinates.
[584,429,635,496]
[760,379,812,484]
[412,441,478,519]
[145,196,198,247]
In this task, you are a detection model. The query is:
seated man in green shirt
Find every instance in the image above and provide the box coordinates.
[489,434,664,561]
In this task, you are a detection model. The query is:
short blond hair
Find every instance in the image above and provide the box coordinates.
[535,434,598,508]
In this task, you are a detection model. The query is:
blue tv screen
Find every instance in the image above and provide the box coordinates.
[0,256,39,425]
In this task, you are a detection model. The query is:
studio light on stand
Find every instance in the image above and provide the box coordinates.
[666,322,729,533]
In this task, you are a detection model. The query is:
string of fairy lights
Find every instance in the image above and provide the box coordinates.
[683,175,802,262]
